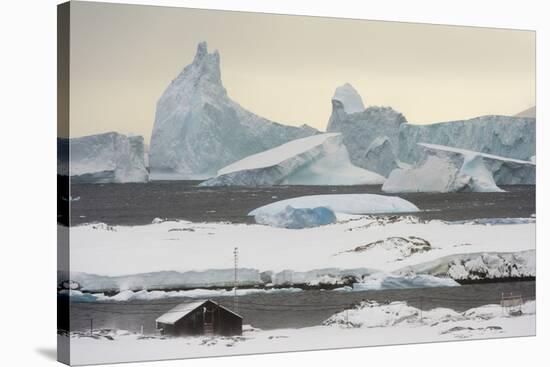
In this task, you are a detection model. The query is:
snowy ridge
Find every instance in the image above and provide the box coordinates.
[149,42,317,179]
[397,250,535,281]
[325,300,535,329]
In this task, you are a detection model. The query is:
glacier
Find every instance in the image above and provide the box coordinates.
[58,132,148,183]
[200,133,385,186]
[148,42,317,180]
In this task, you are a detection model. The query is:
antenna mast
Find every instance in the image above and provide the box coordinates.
[233,247,239,314]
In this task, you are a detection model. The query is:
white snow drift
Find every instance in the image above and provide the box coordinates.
[200,133,384,186]
[58,132,148,183]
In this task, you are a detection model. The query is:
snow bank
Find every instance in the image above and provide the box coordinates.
[254,205,337,229]
[324,300,535,329]
[65,214,534,291]
[149,42,316,179]
[397,250,535,281]
[58,132,148,183]
[200,133,384,186]
[249,194,419,217]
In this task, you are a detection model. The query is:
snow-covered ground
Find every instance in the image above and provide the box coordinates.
[67,300,535,365]
[65,212,535,291]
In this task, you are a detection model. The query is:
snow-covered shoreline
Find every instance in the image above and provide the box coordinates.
[62,213,535,293]
[66,300,536,365]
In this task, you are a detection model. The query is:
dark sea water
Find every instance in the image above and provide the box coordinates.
[69,182,535,226]
[64,183,536,333]
[68,281,535,333]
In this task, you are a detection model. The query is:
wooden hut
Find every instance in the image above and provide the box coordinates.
[155,300,242,337]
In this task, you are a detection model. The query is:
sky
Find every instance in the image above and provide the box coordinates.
[69,1,535,142]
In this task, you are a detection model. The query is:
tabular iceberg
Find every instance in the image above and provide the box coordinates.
[200,133,385,186]
[58,132,149,183]
[148,42,317,180]
[398,115,536,165]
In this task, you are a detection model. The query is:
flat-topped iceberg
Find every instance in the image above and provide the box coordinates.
[398,115,536,165]
[58,132,148,183]
[200,133,385,186]
[249,194,419,217]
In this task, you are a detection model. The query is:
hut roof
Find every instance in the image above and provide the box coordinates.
[155,299,242,325]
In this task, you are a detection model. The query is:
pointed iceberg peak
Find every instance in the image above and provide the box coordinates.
[188,41,222,86]
[195,41,208,59]
[332,83,365,114]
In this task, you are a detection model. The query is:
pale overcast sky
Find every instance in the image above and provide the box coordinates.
[69,1,535,142]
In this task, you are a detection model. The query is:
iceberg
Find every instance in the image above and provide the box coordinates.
[326,85,407,176]
[381,143,527,193]
[249,194,419,217]
[419,143,535,185]
[398,115,536,165]
[58,132,148,183]
[382,155,473,193]
[148,42,317,179]
[331,83,365,115]
[253,205,337,229]
[200,133,385,186]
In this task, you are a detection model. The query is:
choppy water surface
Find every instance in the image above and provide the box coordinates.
[70,182,535,226]
[68,281,535,333]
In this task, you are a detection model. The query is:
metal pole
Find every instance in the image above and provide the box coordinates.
[234,247,239,314]
[90,318,93,335]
